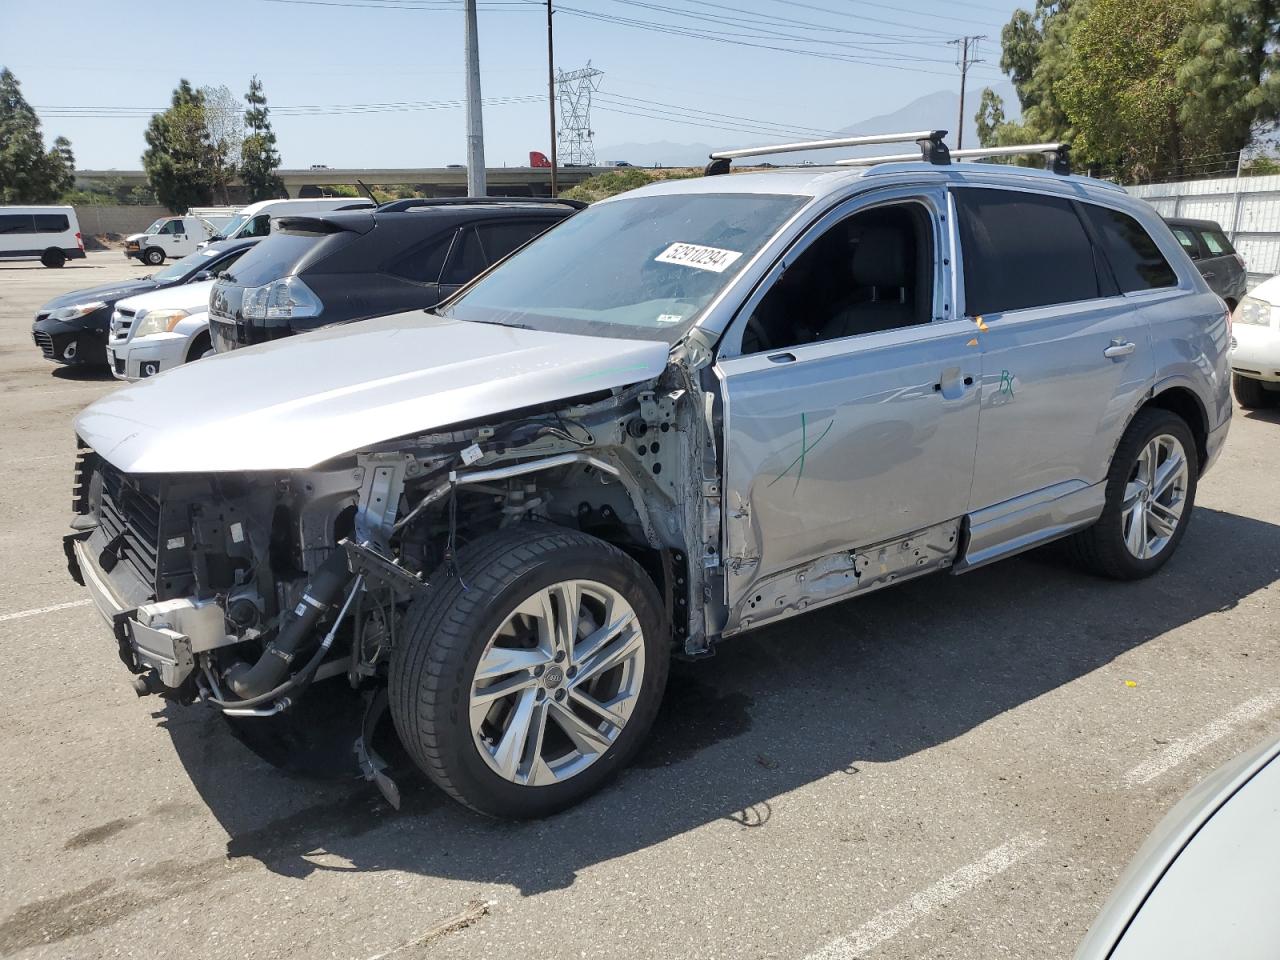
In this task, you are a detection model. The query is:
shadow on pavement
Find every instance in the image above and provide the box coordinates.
[159,506,1280,894]
[50,365,114,381]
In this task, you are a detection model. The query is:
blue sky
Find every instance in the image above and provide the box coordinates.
[4,0,1020,170]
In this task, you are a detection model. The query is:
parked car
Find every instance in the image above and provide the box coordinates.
[1163,217,1247,309]
[108,271,237,381]
[1076,735,1280,959]
[0,205,84,267]
[207,197,582,352]
[1227,273,1280,407]
[32,238,257,369]
[124,215,220,265]
[65,133,1230,819]
[201,197,375,247]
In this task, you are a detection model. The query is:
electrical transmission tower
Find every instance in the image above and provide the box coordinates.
[949,35,986,150]
[556,62,604,166]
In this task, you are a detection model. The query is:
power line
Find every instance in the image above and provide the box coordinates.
[34,95,543,118]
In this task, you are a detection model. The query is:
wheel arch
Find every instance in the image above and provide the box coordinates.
[1143,385,1209,475]
[185,328,212,363]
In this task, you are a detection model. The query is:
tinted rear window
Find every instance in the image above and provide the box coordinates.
[33,214,69,232]
[1082,205,1177,292]
[218,230,342,286]
[1170,226,1200,259]
[954,188,1101,315]
[1199,227,1234,256]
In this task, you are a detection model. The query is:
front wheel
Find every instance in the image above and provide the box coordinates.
[1233,372,1273,409]
[1067,408,1198,580]
[143,247,165,266]
[390,525,669,818]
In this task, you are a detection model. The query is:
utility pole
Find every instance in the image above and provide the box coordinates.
[463,0,487,197]
[546,0,558,196]
[949,34,985,150]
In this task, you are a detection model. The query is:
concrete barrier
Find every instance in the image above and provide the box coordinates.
[73,205,170,239]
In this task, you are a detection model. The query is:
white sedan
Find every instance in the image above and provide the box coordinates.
[1230,276,1280,408]
[107,281,214,381]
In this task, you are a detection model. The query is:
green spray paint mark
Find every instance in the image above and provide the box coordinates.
[999,369,1016,397]
[569,364,654,383]
[768,411,834,494]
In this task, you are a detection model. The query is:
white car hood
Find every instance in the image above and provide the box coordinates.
[76,310,669,473]
[116,280,215,315]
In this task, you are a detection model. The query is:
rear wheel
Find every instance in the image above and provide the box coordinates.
[144,247,165,266]
[1067,408,1198,580]
[390,525,669,818]
[40,248,65,268]
[1233,372,1273,409]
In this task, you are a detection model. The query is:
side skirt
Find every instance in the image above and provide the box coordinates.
[957,479,1105,573]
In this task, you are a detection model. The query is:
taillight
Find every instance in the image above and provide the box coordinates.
[75,231,84,251]
[1234,253,1246,270]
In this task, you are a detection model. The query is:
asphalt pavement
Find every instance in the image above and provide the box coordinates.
[0,251,1277,960]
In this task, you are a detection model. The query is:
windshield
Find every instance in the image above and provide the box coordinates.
[216,214,249,239]
[143,219,166,235]
[437,192,808,343]
[151,246,224,282]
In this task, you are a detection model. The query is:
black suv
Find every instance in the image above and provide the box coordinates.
[208,198,584,352]
[1163,217,1248,309]
[32,237,260,369]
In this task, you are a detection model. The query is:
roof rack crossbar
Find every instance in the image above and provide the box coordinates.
[705,130,949,175]
[376,196,588,212]
[838,142,1072,175]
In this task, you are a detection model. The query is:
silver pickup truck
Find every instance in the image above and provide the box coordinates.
[65,132,1231,818]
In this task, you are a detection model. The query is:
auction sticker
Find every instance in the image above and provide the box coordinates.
[655,242,743,273]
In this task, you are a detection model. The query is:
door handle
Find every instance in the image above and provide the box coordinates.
[1103,339,1136,359]
[767,352,796,364]
[1201,271,1216,279]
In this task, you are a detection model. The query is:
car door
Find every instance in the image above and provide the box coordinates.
[715,188,980,615]
[951,187,1158,561]
[1195,225,1245,304]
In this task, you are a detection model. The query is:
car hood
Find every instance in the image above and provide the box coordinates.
[40,277,158,313]
[115,279,215,315]
[76,310,670,473]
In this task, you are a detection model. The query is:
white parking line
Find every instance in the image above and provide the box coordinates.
[1124,689,1280,785]
[0,599,91,623]
[805,834,1047,960]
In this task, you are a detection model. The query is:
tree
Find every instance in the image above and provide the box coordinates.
[142,80,216,212]
[240,76,284,202]
[201,84,244,203]
[1057,0,1207,180]
[1179,0,1280,157]
[0,67,76,203]
[975,88,1007,148]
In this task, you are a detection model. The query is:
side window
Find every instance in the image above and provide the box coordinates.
[241,215,272,238]
[159,220,180,235]
[1170,226,1201,260]
[742,202,934,353]
[33,214,69,233]
[953,188,1101,315]
[1081,204,1177,292]
[208,250,246,277]
[0,214,35,234]
[474,220,556,265]
[389,232,454,285]
[441,227,486,285]
[1199,228,1233,256]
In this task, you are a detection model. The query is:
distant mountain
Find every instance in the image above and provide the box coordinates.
[596,84,1019,168]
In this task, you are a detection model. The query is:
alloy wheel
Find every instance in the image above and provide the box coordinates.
[470,580,646,786]
[1121,433,1189,560]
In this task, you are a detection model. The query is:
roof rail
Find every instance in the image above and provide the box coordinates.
[376,196,588,212]
[705,130,950,176]
[838,142,1072,176]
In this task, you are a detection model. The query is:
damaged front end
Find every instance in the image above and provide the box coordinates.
[66,368,718,801]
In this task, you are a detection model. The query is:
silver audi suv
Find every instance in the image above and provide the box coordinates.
[65,132,1231,818]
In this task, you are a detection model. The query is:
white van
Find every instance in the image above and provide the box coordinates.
[0,206,85,268]
[200,197,375,247]
[124,215,220,265]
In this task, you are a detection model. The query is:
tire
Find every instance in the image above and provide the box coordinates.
[144,247,165,266]
[1067,408,1198,580]
[41,248,65,268]
[185,331,212,363]
[390,524,669,818]
[1233,372,1272,409]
